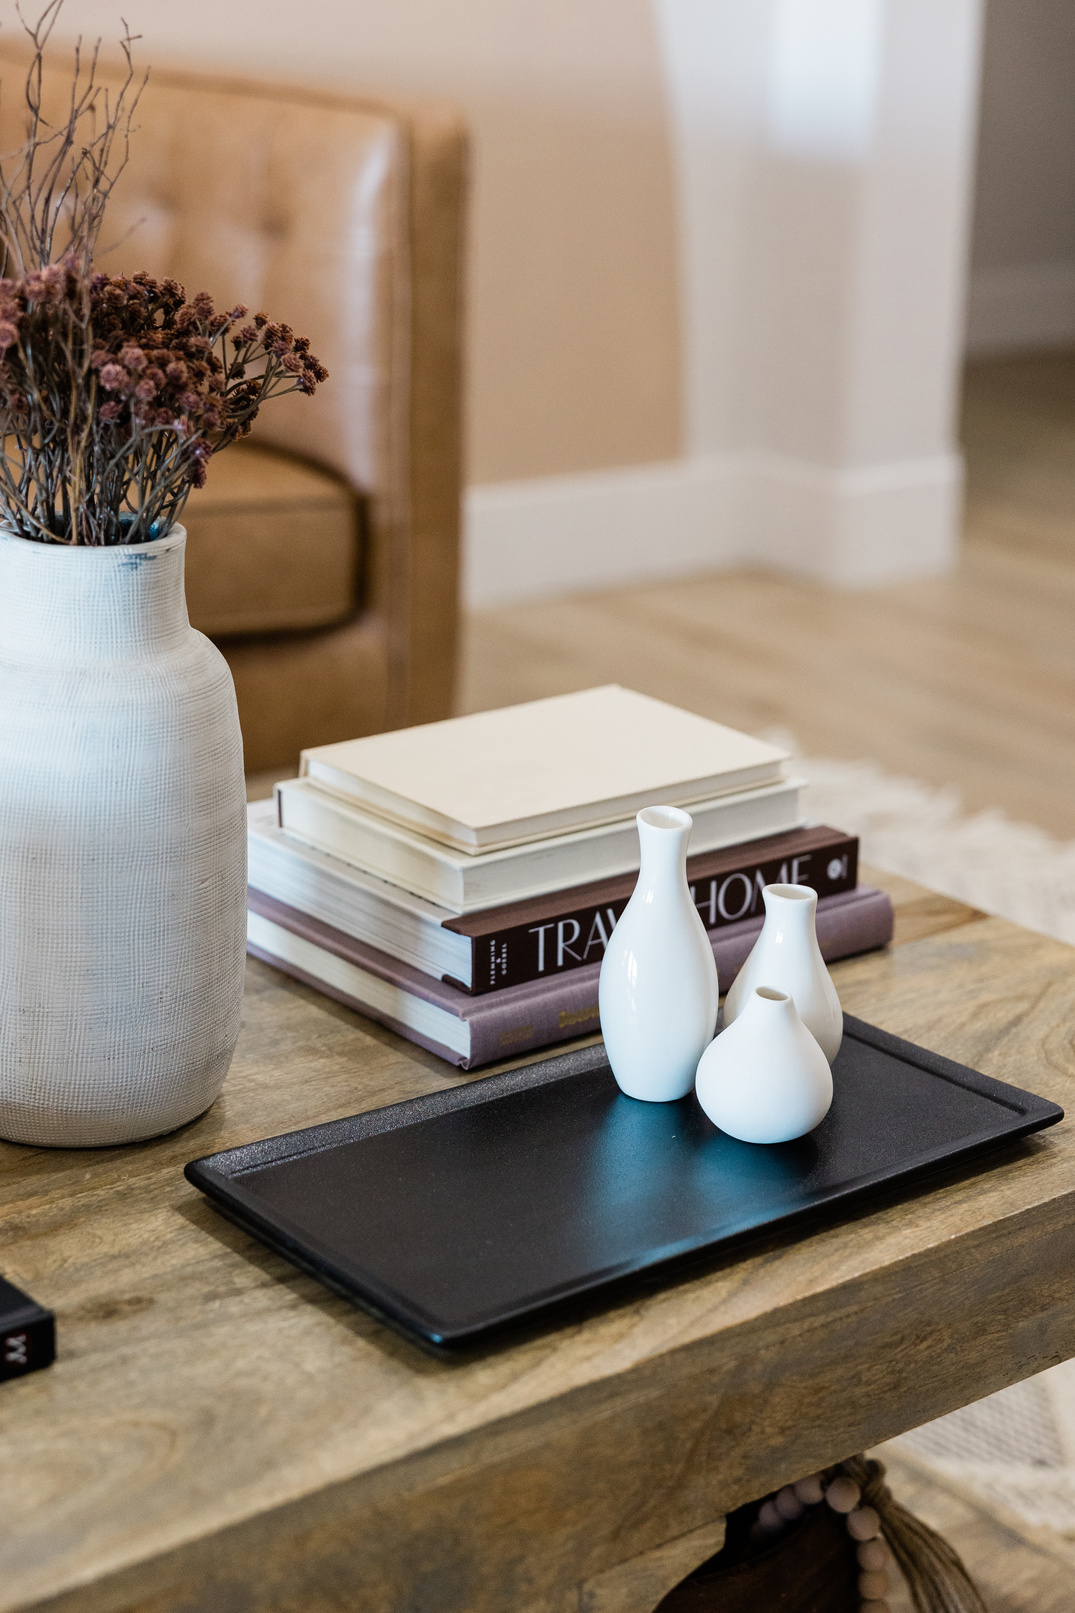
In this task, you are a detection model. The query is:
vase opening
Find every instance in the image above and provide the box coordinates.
[638,805,692,832]
[755,986,790,1002]
[116,513,167,545]
[766,884,815,902]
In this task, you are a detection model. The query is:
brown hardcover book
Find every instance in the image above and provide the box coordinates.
[247,884,893,1070]
[444,826,858,992]
[248,806,856,996]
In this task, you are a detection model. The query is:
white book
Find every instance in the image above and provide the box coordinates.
[275,774,804,912]
[247,910,473,1060]
[299,686,790,853]
[247,800,471,984]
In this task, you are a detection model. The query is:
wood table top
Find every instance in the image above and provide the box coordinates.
[3,869,1074,1613]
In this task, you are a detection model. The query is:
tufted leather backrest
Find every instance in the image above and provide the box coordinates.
[0,59,408,509]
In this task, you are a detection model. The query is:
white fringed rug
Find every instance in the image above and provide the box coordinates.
[793,746,1075,1546]
[794,749,1075,946]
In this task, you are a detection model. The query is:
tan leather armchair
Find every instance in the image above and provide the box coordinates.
[0,53,467,771]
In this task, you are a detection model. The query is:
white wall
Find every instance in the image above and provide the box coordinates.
[967,0,1075,354]
[45,0,683,485]
[469,1,983,603]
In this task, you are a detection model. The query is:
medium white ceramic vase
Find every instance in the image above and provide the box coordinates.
[0,525,247,1148]
[695,986,833,1143]
[598,805,719,1102]
[722,883,843,1063]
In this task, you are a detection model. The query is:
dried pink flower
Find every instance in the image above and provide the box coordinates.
[0,256,326,543]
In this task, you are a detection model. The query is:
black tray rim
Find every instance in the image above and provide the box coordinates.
[185,1015,1064,1349]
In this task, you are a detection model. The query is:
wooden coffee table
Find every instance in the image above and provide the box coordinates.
[3,870,1075,1613]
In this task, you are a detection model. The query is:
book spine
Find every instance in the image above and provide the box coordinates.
[465,886,890,1065]
[461,833,858,992]
[464,969,605,1067]
[251,887,893,1071]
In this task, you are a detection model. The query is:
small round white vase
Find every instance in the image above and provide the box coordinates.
[0,525,247,1147]
[695,986,833,1143]
[598,806,719,1102]
[723,883,843,1063]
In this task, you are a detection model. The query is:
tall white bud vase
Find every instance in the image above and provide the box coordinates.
[723,883,843,1063]
[0,526,247,1147]
[598,805,718,1102]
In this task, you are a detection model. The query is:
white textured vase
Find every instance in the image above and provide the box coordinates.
[723,883,843,1063]
[0,525,247,1147]
[598,806,719,1102]
[695,986,833,1143]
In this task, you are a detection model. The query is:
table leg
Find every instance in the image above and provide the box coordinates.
[520,1519,726,1613]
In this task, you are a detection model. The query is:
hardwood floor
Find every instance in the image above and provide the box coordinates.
[877,1449,1075,1613]
[459,353,1075,840]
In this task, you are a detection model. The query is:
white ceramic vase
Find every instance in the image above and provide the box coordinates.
[0,525,247,1148]
[695,986,833,1143]
[598,805,719,1102]
[723,883,843,1063]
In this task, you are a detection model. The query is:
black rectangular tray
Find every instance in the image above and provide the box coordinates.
[186,1014,1063,1350]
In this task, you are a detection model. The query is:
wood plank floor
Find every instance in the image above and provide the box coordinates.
[878,1448,1075,1613]
[459,353,1075,840]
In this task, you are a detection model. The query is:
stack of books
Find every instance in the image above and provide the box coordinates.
[248,686,893,1068]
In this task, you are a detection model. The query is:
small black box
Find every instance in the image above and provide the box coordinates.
[0,1275,55,1381]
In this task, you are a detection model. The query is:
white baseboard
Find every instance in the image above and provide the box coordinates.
[966,261,1075,355]
[463,451,962,608]
[750,454,963,588]
[462,457,745,610]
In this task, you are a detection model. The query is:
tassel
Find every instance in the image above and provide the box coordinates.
[840,1454,989,1613]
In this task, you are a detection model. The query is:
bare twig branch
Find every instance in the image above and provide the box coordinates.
[0,5,325,545]
[0,0,145,274]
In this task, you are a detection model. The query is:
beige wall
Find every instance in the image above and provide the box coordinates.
[45,0,682,484]
[30,2,981,600]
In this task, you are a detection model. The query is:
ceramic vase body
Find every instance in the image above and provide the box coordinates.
[0,526,247,1147]
[723,883,843,1063]
[599,806,719,1102]
[695,986,833,1143]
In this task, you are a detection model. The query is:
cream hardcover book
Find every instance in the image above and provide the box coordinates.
[275,774,804,912]
[299,686,790,854]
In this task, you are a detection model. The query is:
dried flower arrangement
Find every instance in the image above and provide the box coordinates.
[0,1,327,545]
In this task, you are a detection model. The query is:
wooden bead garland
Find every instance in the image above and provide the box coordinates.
[746,1454,988,1613]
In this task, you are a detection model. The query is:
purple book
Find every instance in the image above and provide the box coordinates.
[247,885,894,1070]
